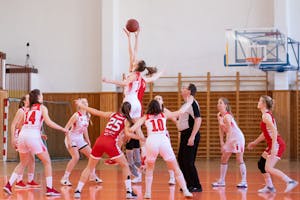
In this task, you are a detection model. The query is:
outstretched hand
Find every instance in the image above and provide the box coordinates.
[123,28,130,37]
[134,27,140,37]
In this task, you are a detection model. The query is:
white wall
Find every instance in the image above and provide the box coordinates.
[117,0,273,80]
[0,0,274,92]
[0,0,101,92]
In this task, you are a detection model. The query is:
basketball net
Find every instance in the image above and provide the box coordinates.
[246,57,263,71]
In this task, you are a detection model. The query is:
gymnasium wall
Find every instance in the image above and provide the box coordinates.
[0,0,273,92]
[0,0,101,92]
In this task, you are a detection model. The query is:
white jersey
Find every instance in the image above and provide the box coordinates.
[220,113,245,153]
[22,104,44,131]
[70,112,89,135]
[145,113,167,136]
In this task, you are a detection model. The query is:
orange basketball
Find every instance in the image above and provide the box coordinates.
[126,19,139,32]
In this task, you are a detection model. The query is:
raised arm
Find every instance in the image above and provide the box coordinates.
[143,70,163,83]
[75,100,113,118]
[102,73,137,87]
[165,96,194,119]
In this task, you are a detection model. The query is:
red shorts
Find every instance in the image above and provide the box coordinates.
[91,136,122,160]
[265,137,286,158]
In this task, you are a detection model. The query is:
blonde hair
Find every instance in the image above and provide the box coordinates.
[219,97,232,114]
[260,95,274,110]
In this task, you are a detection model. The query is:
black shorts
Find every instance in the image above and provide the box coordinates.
[125,139,140,150]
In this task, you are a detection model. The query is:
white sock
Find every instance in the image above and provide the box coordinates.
[168,170,174,179]
[263,173,274,188]
[27,173,34,182]
[220,164,228,182]
[141,146,146,158]
[239,163,247,182]
[145,169,153,195]
[9,172,19,185]
[17,174,23,182]
[63,171,70,179]
[76,181,85,192]
[46,177,52,188]
[175,173,188,192]
[125,177,132,192]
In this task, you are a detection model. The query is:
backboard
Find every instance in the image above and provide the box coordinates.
[224,28,288,70]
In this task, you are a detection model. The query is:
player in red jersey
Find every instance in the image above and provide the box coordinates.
[248,95,298,193]
[3,89,68,196]
[61,98,102,186]
[130,98,194,198]
[10,94,41,189]
[73,101,144,199]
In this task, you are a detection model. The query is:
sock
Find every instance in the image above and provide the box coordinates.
[175,173,189,193]
[17,174,23,182]
[168,170,174,179]
[133,148,141,168]
[46,177,52,188]
[63,171,70,179]
[27,173,34,182]
[9,172,19,185]
[145,169,153,195]
[90,168,96,179]
[263,173,274,188]
[125,176,132,192]
[220,164,228,182]
[239,163,247,182]
[76,181,85,192]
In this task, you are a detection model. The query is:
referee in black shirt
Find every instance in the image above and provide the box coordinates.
[176,83,202,192]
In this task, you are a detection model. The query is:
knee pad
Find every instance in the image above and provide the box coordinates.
[257,156,266,174]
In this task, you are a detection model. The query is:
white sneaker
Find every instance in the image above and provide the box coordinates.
[258,185,276,193]
[212,181,225,187]
[284,180,298,193]
[131,173,142,183]
[74,190,81,198]
[183,190,193,198]
[89,176,103,183]
[144,193,151,199]
[168,177,176,185]
[60,178,72,186]
[236,181,248,188]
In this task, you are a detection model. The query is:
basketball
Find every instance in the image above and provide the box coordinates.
[126,19,139,32]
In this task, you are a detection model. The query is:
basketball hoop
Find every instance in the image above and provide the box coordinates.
[246,57,263,68]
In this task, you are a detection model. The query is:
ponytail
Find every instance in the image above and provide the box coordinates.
[121,102,133,126]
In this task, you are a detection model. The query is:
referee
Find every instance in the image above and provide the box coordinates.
[177,83,202,192]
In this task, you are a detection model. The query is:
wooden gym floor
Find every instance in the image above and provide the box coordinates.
[0,159,299,200]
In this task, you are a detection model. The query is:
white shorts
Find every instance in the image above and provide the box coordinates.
[145,134,176,163]
[17,129,47,154]
[223,133,245,153]
[65,133,88,150]
[123,96,142,119]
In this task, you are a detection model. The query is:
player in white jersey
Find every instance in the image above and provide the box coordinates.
[10,94,41,188]
[212,97,247,188]
[3,89,68,196]
[130,98,194,199]
[154,95,177,185]
[61,98,102,186]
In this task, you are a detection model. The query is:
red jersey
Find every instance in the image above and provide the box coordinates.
[260,111,285,152]
[102,112,126,139]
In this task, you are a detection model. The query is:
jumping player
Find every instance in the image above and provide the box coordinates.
[248,95,298,193]
[61,98,102,186]
[212,97,247,188]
